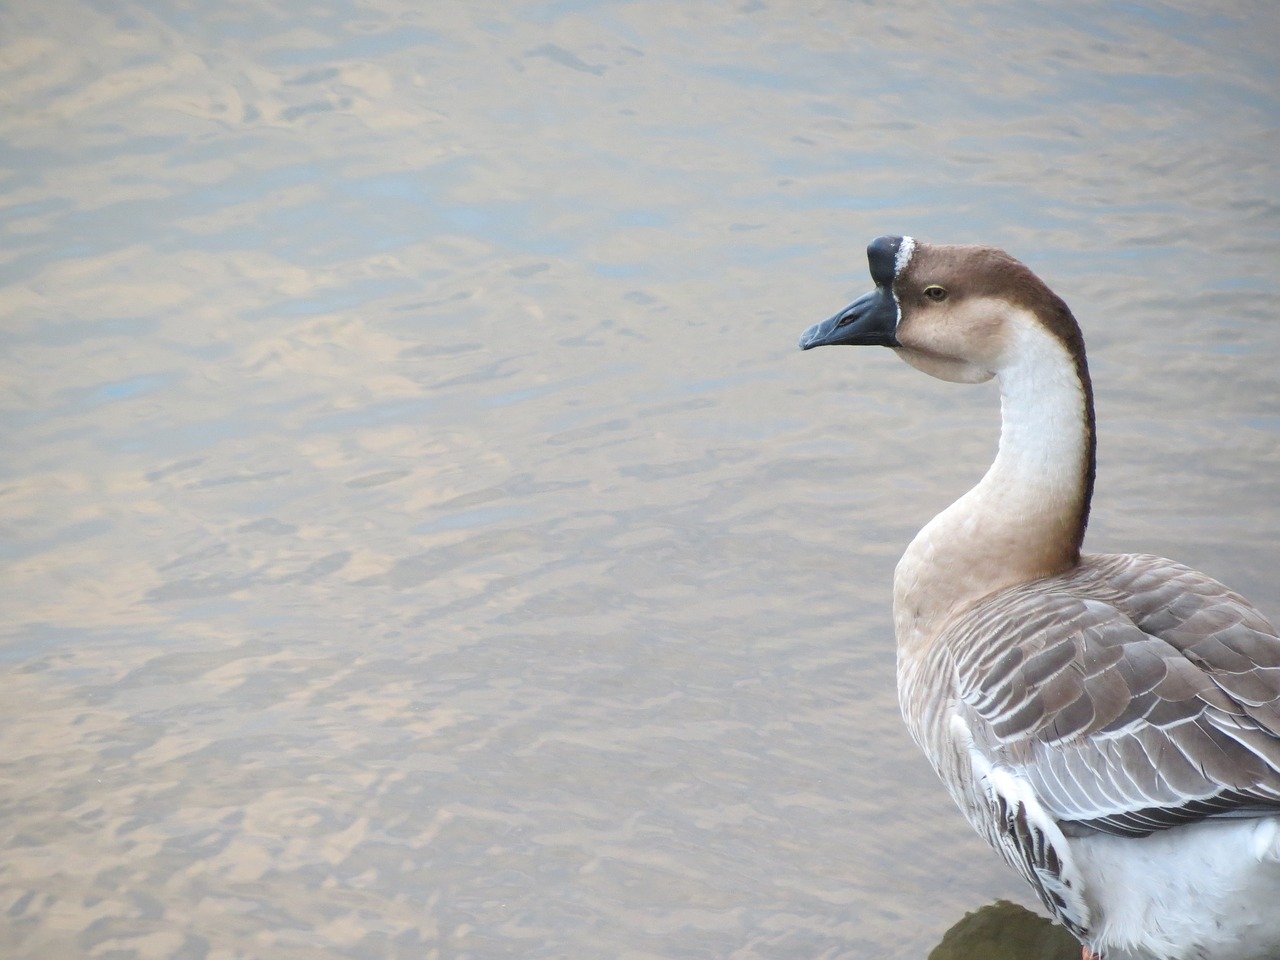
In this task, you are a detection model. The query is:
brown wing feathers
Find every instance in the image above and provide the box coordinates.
[948,553,1280,838]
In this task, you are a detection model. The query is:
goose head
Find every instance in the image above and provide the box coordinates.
[798,236,1085,385]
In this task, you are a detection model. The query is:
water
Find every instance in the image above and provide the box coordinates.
[2,1,1278,957]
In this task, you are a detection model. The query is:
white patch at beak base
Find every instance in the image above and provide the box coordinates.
[895,236,916,276]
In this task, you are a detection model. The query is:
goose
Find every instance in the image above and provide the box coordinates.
[797,237,1280,960]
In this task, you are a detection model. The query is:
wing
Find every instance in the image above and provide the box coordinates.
[946,711,1095,941]
[947,552,1280,838]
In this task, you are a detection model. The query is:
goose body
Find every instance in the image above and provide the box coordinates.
[798,237,1280,960]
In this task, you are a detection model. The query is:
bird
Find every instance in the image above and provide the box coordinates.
[796,236,1280,960]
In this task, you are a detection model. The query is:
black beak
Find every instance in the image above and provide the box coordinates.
[797,285,900,350]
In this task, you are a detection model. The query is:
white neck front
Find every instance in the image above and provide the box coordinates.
[893,315,1093,659]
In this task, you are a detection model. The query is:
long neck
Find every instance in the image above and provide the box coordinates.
[893,318,1095,659]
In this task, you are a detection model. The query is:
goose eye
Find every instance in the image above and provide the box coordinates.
[923,285,948,302]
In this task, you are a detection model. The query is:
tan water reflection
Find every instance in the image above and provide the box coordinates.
[2,1,1278,958]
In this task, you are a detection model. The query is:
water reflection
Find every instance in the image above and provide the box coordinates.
[930,901,1079,960]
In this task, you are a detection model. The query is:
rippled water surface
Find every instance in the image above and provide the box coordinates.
[3,2,1279,958]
